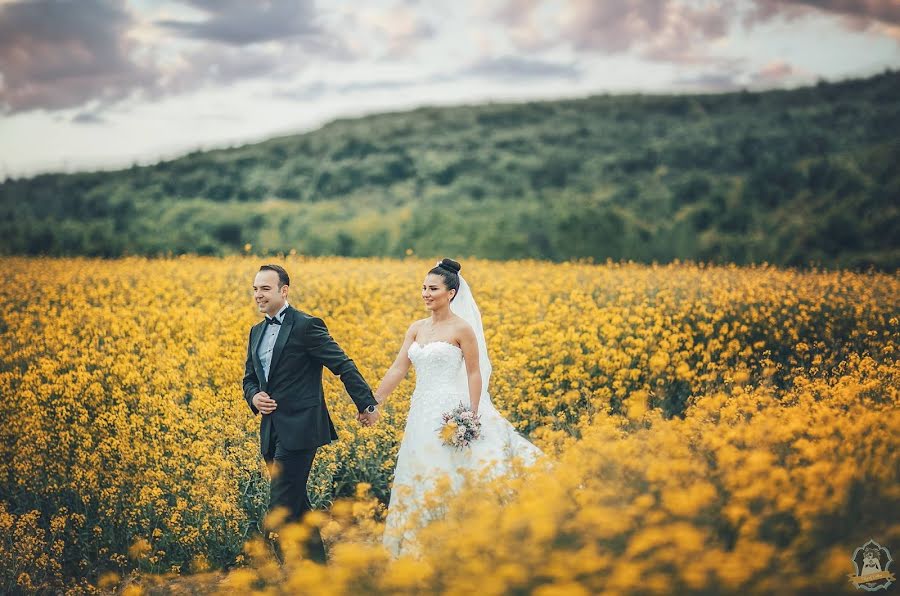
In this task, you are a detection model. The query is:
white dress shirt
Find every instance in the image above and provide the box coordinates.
[258,302,289,381]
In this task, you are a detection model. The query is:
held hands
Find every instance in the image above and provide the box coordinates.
[252,392,277,415]
[357,407,380,427]
[358,394,384,426]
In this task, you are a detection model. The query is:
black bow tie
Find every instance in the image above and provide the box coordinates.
[266,316,282,326]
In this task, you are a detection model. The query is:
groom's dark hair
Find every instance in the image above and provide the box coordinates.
[259,264,290,288]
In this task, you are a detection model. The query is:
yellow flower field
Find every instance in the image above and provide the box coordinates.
[0,256,897,594]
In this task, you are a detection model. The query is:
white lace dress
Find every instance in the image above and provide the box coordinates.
[383,340,542,557]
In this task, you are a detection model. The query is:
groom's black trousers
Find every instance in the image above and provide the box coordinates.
[264,426,327,563]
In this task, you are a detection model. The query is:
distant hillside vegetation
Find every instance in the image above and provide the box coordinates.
[2,70,898,268]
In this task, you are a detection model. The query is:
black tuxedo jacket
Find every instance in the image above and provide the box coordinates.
[243,305,377,455]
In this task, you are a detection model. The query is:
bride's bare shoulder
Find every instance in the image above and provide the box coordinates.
[451,315,475,337]
[407,319,427,335]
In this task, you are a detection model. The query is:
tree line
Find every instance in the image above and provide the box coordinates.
[2,70,898,269]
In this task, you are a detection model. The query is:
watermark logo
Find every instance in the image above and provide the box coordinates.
[849,539,895,591]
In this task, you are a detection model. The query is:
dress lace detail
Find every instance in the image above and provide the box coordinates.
[383,341,542,557]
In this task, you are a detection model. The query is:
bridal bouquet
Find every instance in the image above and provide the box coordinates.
[439,403,482,449]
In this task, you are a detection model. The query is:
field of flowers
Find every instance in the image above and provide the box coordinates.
[0,256,897,594]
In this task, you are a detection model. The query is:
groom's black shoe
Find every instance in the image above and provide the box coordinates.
[302,530,328,564]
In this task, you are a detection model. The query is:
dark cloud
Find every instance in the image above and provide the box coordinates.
[273,75,451,101]
[673,71,742,91]
[462,56,580,80]
[274,81,330,101]
[0,0,355,114]
[750,0,900,26]
[72,111,107,125]
[275,80,398,102]
[155,0,356,89]
[0,0,157,113]
[155,0,322,46]
[341,79,431,93]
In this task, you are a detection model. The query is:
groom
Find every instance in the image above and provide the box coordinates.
[243,264,380,563]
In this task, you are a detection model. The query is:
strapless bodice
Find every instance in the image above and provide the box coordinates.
[408,341,465,393]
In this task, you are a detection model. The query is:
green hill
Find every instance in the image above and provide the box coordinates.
[3,70,899,268]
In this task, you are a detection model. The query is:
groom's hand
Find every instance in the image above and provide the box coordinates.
[252,392,277,415]
[357,409,380,426]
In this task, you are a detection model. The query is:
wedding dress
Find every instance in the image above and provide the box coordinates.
[382,276,543,558]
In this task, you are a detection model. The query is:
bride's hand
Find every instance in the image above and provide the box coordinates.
[358,409,379,426]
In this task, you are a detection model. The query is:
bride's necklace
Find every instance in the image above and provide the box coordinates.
[421,317,450,342]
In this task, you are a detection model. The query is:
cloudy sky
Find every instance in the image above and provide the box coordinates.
[0,0,898,178]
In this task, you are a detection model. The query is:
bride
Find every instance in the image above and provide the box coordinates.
[366,258,543,557]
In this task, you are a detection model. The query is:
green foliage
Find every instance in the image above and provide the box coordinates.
[2,71,899,268]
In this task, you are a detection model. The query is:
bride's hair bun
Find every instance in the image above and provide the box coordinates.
[437,258,461,274]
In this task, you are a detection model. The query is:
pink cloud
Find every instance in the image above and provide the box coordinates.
[753,59,794,80]
[746,0,900,41]
[495,0,735,64]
